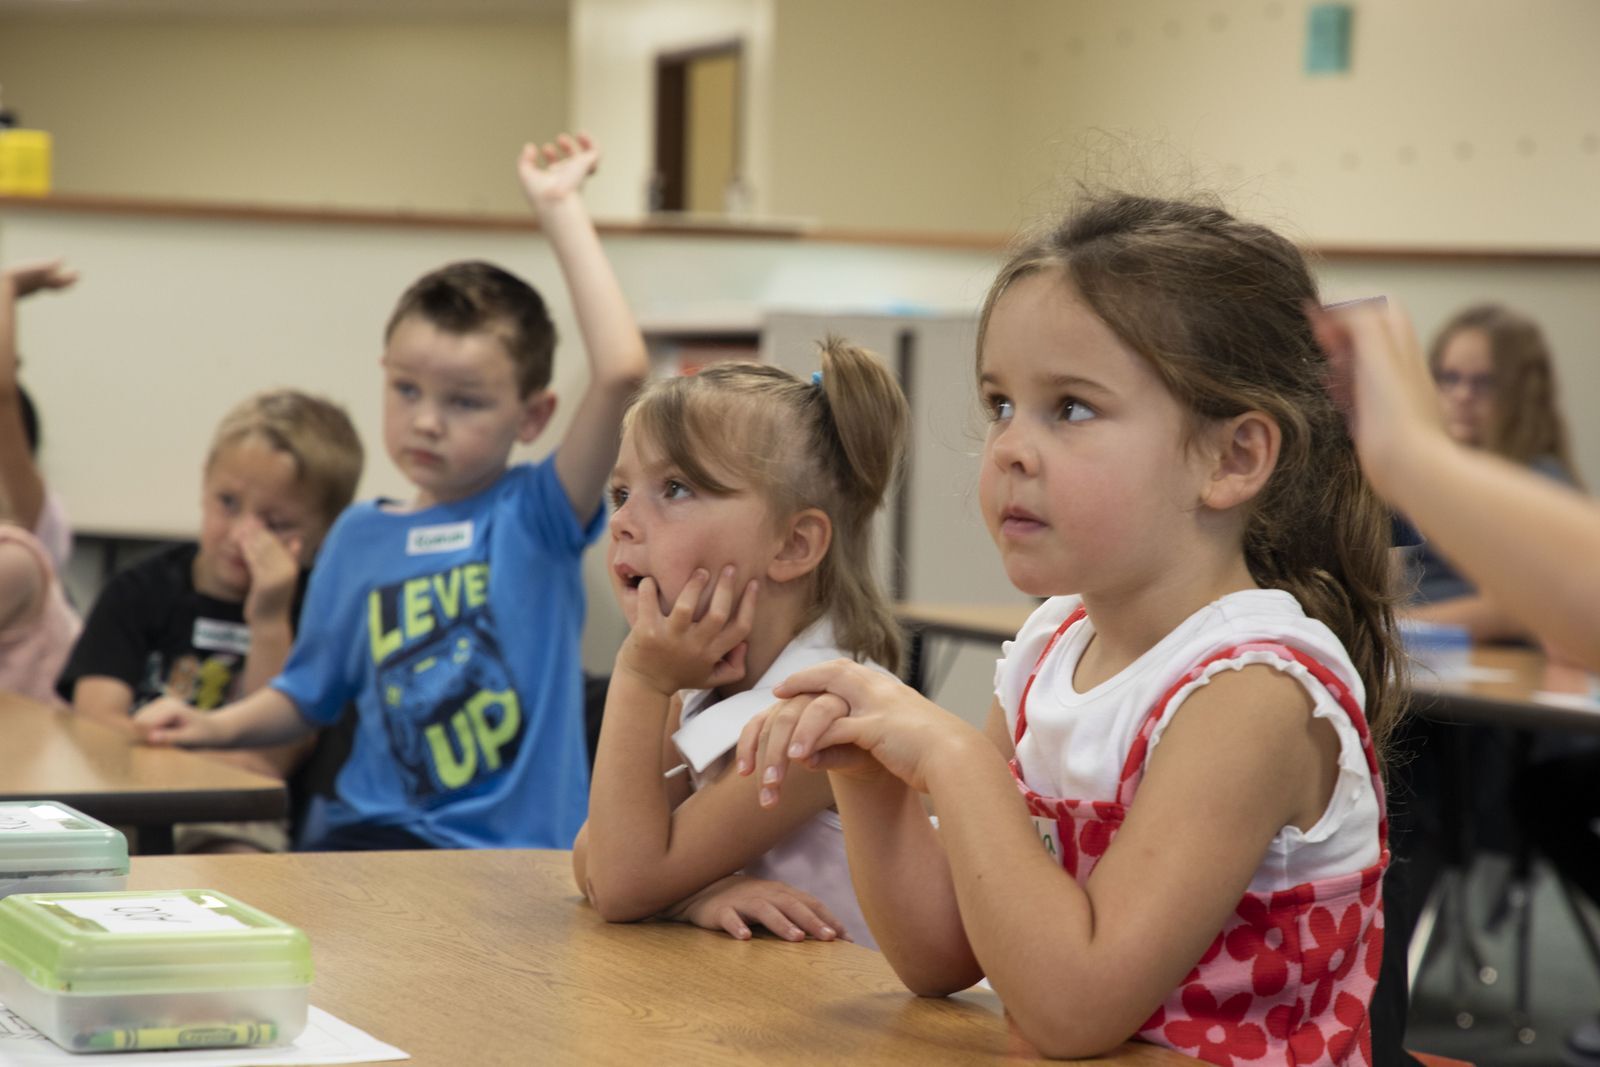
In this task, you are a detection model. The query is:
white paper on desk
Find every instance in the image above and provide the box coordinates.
[0,1004,407,1066]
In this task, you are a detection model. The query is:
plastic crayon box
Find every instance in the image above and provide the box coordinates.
[0,888,311,1053]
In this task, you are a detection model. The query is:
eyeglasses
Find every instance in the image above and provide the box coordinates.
[1434,370,1497,396]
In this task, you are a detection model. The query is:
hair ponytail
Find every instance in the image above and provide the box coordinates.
[810,338,908,671]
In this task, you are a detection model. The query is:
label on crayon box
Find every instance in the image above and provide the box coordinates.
[53,895,248,934]
[0,805,75,833]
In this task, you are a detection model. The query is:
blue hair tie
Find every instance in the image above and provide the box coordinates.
[811,370,823,387]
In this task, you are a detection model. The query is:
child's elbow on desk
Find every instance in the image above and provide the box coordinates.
[569,828,652,922]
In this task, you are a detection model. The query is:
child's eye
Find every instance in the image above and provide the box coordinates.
[664,479,693,501]
[451,395,487,411]
[1060,397,1096,423]
[217,492,240,514]
[984,395,1014,422]
[392,380,420,401]
[608,486,629,511]
[264,518,297,536]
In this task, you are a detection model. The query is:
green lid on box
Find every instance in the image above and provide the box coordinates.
[0,889,312,994]
[0,802,128,878]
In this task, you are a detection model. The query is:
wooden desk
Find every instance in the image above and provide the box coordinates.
[1410,645,1600,735]
[128,850,1193,1066]
[0,694,286,850]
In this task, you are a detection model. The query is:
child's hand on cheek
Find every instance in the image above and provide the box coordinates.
[616,565,758,697]
[235,517,303,626]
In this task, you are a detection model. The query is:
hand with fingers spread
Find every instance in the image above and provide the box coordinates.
[737,658,980,807]
[665,874,848,943]
[1307,298,1445,490]
[616,565,759,696]
[517,131,600,208]
[234,516,304,627]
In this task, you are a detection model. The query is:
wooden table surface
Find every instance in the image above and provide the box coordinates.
[0,693,286,825]
[130,850,1195,1066]
[1410,644,1600,734]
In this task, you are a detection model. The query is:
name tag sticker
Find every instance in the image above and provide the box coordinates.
[407,521,475,556]
[1030,814,1063,864]
[192,618,251,656]
[54,896,248,934]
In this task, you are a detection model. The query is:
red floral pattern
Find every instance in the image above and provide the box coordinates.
[1012,611,1387,1067]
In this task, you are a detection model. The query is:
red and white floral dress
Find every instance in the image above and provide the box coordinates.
[997,593,1387,1066]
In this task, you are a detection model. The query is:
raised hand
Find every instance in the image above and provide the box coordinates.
[616,566,759,696]
[1308,298,1444,484]
[3,259,78,299]
[517,132,600,207]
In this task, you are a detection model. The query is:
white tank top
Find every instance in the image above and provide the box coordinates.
[995,591,1381,892]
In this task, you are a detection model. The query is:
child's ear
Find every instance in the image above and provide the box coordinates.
[1201,411,1280,511]
[518,389,558,444]
[767,508,832,584]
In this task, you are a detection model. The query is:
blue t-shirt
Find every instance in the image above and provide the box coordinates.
[274,457,603,849]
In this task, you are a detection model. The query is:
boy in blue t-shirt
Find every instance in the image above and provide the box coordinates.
[136,133,648,849]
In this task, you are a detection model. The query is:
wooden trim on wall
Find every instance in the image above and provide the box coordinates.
[6,194,1600,263]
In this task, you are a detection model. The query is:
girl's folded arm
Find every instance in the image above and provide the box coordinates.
[583,672,836,922]
[931,667,1328,1058]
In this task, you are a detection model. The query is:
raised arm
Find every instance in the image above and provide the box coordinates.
[1312,301,1600,669]
[517,133,649,519]
[0,260,77,531]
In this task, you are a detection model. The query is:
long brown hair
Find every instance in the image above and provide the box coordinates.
[978,194,1404,760]
[624,339,909,671]
[1428,303,1581,484]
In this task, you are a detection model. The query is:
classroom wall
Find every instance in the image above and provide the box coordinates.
[5,2,1598,245]
[765,0,1021,234]
[1004,0,1600,248]
[0,15,569,214]
[569,0,775,221]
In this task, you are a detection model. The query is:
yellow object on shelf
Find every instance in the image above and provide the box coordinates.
[0,129,52,196]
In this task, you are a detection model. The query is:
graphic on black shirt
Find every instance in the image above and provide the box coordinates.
[143,651,241,710]
[366,562,524,805]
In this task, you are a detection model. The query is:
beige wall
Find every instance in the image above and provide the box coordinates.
[6,1,1596,244]
[0,16,568,214]
[1007,0,1600,248]
[767,0,1019,234]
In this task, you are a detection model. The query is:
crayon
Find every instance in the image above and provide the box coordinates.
[76,1020,278,1050]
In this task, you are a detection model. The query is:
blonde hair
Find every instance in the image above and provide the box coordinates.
[979,194,1404,763]
[1428,303,1581,485]
[208,390,364,527]
[624,340,908,671]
